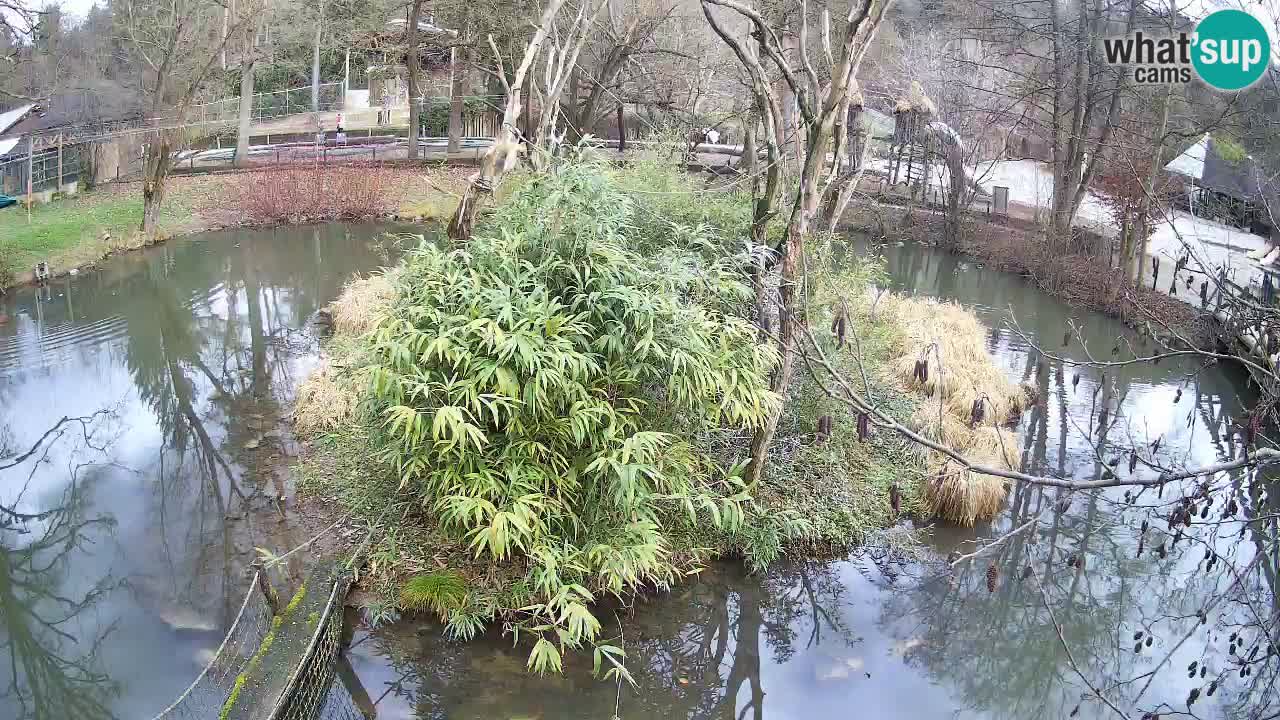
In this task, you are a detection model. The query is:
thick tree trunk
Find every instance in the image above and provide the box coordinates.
[942,145,965,247]
[747,124,832,485]
[447,45,465,155]
[234,56,256,168]
[406,0,424,160]
[819,103,864,231]
[141,137,173,238]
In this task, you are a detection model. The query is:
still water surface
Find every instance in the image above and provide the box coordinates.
[0,224,401,719]
[347,242,1272,720]
[0,229,1272,719]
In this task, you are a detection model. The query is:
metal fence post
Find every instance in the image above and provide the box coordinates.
[57,136,64,190]
[26,138,34,221]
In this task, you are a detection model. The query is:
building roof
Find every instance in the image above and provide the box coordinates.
[1166,133,1279,212]
[0,104,35,136]
[1201,138,1265,202]
[1165,133,1207,180]
[384,18,457,36]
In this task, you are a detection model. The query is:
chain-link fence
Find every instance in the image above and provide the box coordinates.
[268,574,367,720]
[148,571,276,720]
[192,83,346,126]
[0,144,83,197]
[147,567,370,720]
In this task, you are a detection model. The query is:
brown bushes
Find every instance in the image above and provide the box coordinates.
[954,229,1205,338]
[841,199,1205,340]
[233,163,396,225]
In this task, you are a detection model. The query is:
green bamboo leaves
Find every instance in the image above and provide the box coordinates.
[362,159,780,664]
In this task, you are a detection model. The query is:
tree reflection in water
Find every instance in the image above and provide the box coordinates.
[355,559,860,720]
[0,224,402,718]
[0,415,122,720]
[876,354,1280,720]
[294,238,1280,720]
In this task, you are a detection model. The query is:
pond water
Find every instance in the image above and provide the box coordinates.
[0,224,403,719]
[1,229,1274,720]
[345,241,1276,720]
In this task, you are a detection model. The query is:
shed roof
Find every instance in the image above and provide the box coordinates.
[0,104,35,136]
[1165,133,1207,180]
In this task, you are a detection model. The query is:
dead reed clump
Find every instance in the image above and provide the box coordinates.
[921,426,1020,526]
[293,358,360,436]
[330,271,396,337]
[878,294,1026,526]
[881,294,1028,421]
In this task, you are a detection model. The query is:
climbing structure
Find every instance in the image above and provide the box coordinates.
[889,81,937,196]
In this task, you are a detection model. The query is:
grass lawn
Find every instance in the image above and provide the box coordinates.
[0,185,193,286]
[0,166,464,290]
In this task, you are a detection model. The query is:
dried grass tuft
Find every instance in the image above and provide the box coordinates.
[330,272,396,337]
[293,358,360,436]
[910,82,937,117]
[879,294,1025,526]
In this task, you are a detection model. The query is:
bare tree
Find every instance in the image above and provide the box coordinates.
[703,0,892,485]
[447,0,569,242]
[529,0,607,165]
[961,0,1132,245]
[118,0,260,236]
[560,0,679,139]
[0,1,36,100]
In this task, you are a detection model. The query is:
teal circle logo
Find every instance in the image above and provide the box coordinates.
[1193,9,1271,91]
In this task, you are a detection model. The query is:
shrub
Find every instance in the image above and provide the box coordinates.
[233,163,395,225]
[400,571,468,615]
[363,158,780,669]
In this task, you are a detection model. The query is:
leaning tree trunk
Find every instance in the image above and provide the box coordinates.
[447,0,566,242]
[141,136,174,237]
[819,99,864,231]
[747,124,831,485]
